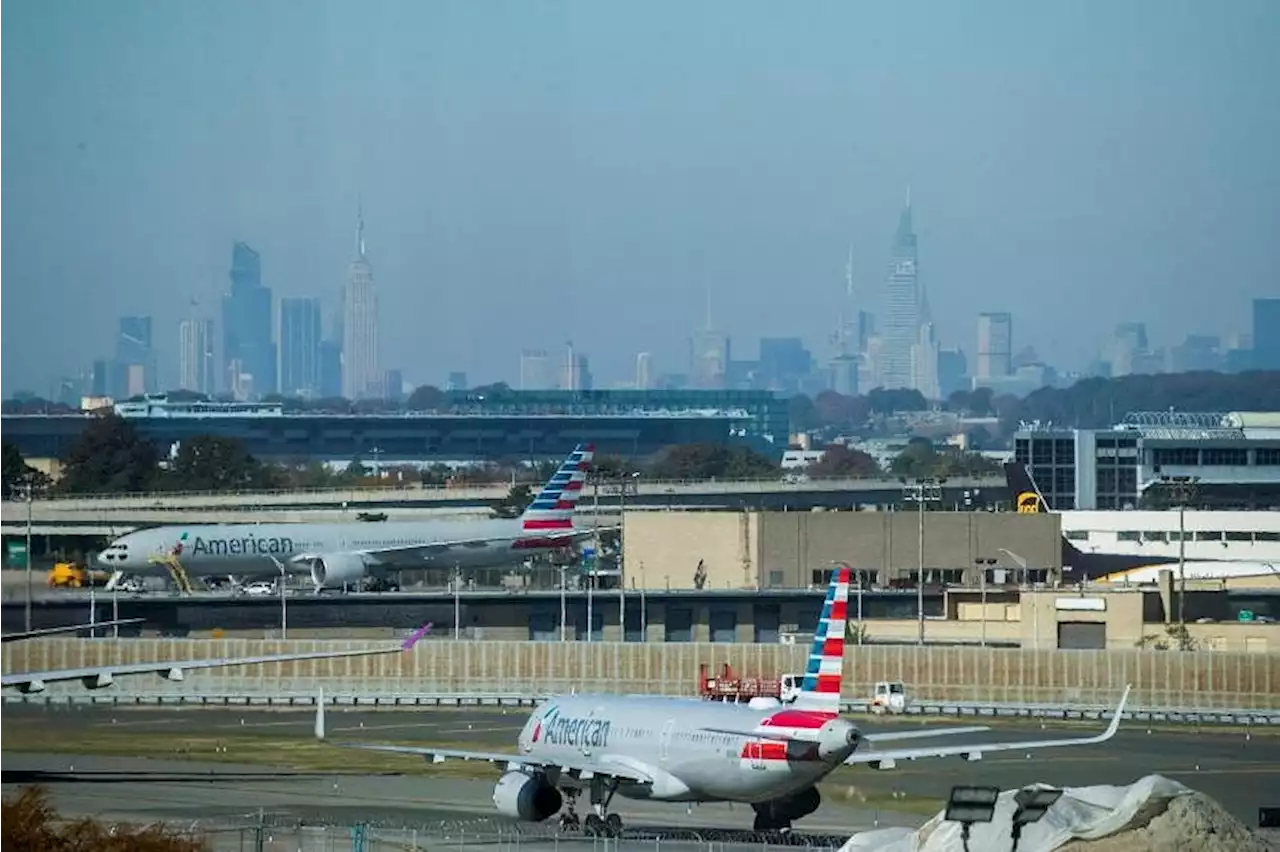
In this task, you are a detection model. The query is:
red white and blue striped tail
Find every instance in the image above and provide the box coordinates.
[519,444,595,532]
[791,563,849,715]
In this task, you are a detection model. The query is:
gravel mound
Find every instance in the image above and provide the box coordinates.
[1058,791,1278,852]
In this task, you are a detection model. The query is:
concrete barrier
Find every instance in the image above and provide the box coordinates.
[5,638,1278,713]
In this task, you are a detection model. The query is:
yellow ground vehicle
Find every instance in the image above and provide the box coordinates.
[47,563,109,588]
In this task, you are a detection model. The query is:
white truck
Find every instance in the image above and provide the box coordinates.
[780,676,908,714]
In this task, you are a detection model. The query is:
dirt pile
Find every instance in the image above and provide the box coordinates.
[1059,791,1277,852]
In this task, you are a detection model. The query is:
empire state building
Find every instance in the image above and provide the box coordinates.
[342,207,380,400]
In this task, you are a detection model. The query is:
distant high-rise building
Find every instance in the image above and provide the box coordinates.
[560,344,592,391]
[89,359,108,397]
[520,349,552,390]
[975,312,1013,380]
[829,355,859,396]
[1170,334,1222,373]
[759,338,812,393]
[278,298,322,398]
[385,369,405,401]
[1107,322,1150,376]
[342,207,380,400]
[221,242,275,397]
[938,347,968,398]
[880,191,921,390]
[318,340,343,398]
[690,287,729,390]
[635,352,653,390]
[114,315,155,397]
[911,320,941,401]
[1254,299,1280,370]
[178,318,215,394]
[447,372,468,391]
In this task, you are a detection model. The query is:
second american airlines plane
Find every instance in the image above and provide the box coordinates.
[98,445,600,590]
[317,566,1131,835]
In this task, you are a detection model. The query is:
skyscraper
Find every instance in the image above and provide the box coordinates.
[279,297,322,398]
[635,352,653,390]
[178,318,215,394]
[114,315,155,397]
[976,312,1013,380]
[560,343,592,390]
[520,350,552,390]
[221,242,275,398]
[1254,299,1280,370]
[342,207,380,400]
[880,191,921,390]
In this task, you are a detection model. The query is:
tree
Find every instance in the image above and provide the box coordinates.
[491,483,532,519]
[807,445,880,478]
[888,438,938,479]
[165,436,279,492]
[866,388,928,415]
[3,785,209,851]
[812,391,872,430]
[590,454,640,478]
[0,437,31,498]
[57,414,159,494]
[648,444,777,480]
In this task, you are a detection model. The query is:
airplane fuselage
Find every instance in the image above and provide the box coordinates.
[514,694,857,805]
[99,518,565,578]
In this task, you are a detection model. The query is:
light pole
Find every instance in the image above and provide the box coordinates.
[974,558,996,648]
[559,563,568,642]
[902,477,945,645]
[618,471,640,640]
[24,483,34,632]
[1160,475,1200,629]
[453,565,462,641]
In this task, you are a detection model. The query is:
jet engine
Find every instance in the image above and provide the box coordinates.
[753,786,822,827]
[309,553,369,588]
[492,771,562,822]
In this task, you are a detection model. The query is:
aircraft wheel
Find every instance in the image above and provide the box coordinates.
[583,814,605,837]
[605,813,623,836]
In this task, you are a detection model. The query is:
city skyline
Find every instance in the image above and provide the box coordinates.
[4,2,1278,396]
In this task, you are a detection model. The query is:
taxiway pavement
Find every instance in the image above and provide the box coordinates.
[3,704,1277,834]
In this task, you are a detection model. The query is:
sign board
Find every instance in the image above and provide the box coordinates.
[1238,610,1255,622]
[1055,597,1107,612]
[1016,492,1041,514]
[6,541,27,568]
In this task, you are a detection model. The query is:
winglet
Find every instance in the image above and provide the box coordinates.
[1107,685,1131,737]
[315,686,326,740]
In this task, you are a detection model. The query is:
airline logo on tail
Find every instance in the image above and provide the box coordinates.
[520,444,594,532]
[786,564,849,718]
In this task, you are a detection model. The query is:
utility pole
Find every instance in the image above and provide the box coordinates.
[1161,475,1200,629]
[975,558,996,648]
[901,477,945,645]
[559,563,567,641]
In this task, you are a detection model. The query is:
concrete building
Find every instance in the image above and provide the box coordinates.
[635,352,653,390]
[520,350,552,390]
[278,297,322,398]
[623,510,1061,591]
[1015,410,1280,509]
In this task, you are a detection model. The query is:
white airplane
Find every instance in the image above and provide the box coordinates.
[317,566,1131,835]
[1,621,399,695]
[97,444,602,591]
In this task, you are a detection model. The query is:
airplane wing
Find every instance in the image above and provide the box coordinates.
[845,685,1130,768]
[698,725,991,743]
[314,696,652,784]
[2,619,145,643]
[2,646,402,694]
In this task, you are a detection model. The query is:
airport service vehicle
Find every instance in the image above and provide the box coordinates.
[242,581,276,596]
[317,566,1130,835]
[97,445,602,592]
[869,681,907,714]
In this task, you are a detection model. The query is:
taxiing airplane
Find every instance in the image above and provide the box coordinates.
[316,566,1131,835]
[1,621,399,695]
[98,444,602,591]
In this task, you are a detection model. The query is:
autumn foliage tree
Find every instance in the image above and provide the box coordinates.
[807,445,881,478]
[2,786,209,852]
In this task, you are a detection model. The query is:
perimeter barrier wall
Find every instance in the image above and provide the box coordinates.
[5,639,1278,711]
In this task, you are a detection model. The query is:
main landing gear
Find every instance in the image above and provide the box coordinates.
[566,778,623,838]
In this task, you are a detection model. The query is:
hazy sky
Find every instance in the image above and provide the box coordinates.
[4,0,1279,393]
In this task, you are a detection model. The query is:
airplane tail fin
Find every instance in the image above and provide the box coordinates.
[519,444,595,532]
[1004,462,1050,512]
[792,564,850,715]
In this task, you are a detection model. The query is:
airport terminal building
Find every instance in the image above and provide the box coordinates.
[1014,411,1280,510]
[3,390,789,465]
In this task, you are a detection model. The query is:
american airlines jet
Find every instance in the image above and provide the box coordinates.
[317,566,1130,835]
[98,445,601,591]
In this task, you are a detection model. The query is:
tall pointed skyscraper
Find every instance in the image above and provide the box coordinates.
[879,189,921,390]
[342,204,380,399]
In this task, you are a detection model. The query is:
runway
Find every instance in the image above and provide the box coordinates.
[3,704,1277,839]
